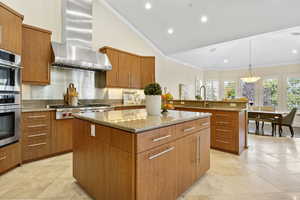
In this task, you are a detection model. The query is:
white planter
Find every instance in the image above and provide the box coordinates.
[146,95,161,116]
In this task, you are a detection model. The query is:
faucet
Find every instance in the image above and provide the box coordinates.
[199,85,207,101]
[199,85,209,107]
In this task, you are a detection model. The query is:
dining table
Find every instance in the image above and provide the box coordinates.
[248,110,286,136]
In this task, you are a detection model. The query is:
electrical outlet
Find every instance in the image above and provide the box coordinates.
[230,103,237,107]
[91,124,96,137]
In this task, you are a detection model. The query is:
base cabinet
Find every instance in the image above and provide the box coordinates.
[0,142,21,174]
[21,111,73,162]
[137,142,178,200]
[51,118,73,154]
[73,117,211,200]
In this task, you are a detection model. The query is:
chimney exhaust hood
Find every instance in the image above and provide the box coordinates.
[51,0,112,71]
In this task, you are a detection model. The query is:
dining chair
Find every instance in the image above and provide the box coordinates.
[274,108,297,137]
[260,106,275,130]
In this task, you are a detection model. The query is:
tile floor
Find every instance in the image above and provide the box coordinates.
[1,135,300,200]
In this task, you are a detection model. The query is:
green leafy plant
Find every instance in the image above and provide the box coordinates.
[144,83,162,95]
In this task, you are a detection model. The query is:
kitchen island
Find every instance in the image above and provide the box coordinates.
[73,109,211,200]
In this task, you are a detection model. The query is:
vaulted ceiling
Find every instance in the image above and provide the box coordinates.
[103,0,300,69]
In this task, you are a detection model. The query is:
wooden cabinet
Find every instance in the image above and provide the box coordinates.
[141,57,155,88]
[22,24,52,85]
[99,48,119,87]
[21,111,73,162]
[196,128,211,177]
[73,117,211,200]
[136,142,177,200]
[175,107,246,155]
[176,133,197,194]
[22,112,51,162]
[98,47,155,89]
[0,142,21,174]
[0,3,23,54]
[51,117,73,154]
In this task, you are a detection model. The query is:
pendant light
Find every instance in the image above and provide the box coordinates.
[240,40,261,83]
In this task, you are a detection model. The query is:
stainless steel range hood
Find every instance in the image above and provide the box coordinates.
[51,0,111,71]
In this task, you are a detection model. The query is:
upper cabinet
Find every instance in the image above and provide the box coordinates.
[0,2,23,55]
[141,56,155,88]
[98,47,155,89]
[22,24,52,85]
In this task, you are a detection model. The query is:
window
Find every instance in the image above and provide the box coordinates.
[241,82,255,103]
[262,78,279,107]
[205,80,219,100]
[287,77,300,110]
[224,81,237,98]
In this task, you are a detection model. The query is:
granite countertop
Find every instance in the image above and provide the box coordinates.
[174,105,246,112]
[22,107,56,112]
[21,104,145,113]
[74,109,211,133]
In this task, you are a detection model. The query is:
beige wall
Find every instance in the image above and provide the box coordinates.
[2,0,203,99]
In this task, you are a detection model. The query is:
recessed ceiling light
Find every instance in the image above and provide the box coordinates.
[201,15,208,23]
[291,32,300,36]
[224,59,229,63]
[145,2,152,10]
[292,49,298,54]
[167,28,174,35]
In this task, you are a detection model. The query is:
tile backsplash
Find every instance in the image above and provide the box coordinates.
[22,67,144,100]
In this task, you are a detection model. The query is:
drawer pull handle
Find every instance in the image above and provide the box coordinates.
[28,142,47,147]
[202,123,209,126]
[216,140,229,144]
[0,156,7,161]
[216,129,230,132]
[152,135,171,142]
[183,127,196,132]
[27,124,47,128]
[28,115,47,119]
[28,133,47,138]
[216,122,230,125]
[149,147,175,160]
[216,114,229,117]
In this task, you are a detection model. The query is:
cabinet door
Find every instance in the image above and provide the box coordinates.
[105,49,119,87]
[118,52,132,88]
[51,119,73,154]
[0,142,20,174]
[196,128,210,178]
[141,57,155,88]
[0,5,22,54]
[176,133,197,195]
[136,142,177,200]
[130,56,141,89]
[22,25,51,85]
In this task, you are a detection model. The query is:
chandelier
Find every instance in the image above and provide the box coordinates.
[240,40,261,83]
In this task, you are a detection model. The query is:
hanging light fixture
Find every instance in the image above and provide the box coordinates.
[240,40,261,83]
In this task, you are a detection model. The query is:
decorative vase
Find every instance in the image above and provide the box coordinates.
[146,95,161,116]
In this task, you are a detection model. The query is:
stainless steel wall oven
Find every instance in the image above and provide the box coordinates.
[0,48,21,147]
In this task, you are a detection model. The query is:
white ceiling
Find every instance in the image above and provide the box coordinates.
[171,27,300,70]
[102,0,300,69]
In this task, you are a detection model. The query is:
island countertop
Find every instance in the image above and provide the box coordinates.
[74,109,211,133]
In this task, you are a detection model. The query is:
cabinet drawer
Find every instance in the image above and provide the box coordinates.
[214,112,234,122]
[215,128,233,140]
[22,112,50,124]
[136,126,175,153]
[214,121,234,128]
[22,122,50,134]
[22,140,51,161]
[176,118,210,138]
[0,143,20,174]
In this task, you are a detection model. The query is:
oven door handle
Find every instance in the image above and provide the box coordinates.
[0,63,22,69]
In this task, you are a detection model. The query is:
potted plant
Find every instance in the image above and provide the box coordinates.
[144,83,162,115]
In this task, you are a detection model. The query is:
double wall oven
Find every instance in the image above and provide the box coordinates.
[0,49,21,147]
